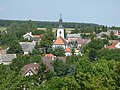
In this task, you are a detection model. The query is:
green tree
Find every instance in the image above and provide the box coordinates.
[51,46,65,56]
[39,26,54,48]
[53,60,70,76]
[7,41,23,54]
[88,49,97,61]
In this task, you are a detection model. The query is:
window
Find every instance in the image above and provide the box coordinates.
[59,31,61,35]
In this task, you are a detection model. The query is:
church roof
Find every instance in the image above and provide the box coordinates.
[53,36,68,45]
[58,24,64,29]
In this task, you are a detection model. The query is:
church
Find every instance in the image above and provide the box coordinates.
[52,15,68,49]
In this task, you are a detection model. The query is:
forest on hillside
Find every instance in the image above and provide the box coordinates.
[0,19,102,28]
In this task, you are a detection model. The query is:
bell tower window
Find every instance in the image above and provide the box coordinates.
[59,31,61,35]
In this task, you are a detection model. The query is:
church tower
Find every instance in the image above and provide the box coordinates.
[57,14,64,39]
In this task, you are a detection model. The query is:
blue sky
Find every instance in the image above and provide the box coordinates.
[0,0,120,26]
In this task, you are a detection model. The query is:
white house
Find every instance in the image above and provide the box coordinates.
[65,47,72,56]
[23,32,34,40]
[66,34,81,42]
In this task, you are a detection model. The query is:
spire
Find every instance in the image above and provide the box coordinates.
[59,14,62,24]
[58,14,64,29]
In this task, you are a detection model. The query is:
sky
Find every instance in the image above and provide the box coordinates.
[0,0,120,26]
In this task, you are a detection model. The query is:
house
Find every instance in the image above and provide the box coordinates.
[33,34,44,41]
[42,56,66,71]
[66,34,81,42]
[45,53,55,57]
[97,30,119,38]
[106,41,120,49]
[76,38,91,48]
[45,53,55,60]
[42,57,54,71]
[0,50,6,54]
[55,57,66,62]
[22,63,39,76]
[19,41,36,54]
[0,54,16,65]
[65,47,72,56]
[53,36,68,49]
[23,32,34,40]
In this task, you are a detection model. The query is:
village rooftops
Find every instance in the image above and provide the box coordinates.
[0,54,16,64]
[53,36,68,45]
[67,34,81,38]
[76,38,91,44]
[33,34,44,39]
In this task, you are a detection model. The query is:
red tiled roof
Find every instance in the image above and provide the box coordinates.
[77,38,90,44]
[53,36,68,45]
[106,46,115,49]
[45,53,54,57]
[33,34,43,39]
[65,47,71,52]
[106,41,118,49]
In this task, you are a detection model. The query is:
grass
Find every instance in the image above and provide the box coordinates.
[37,28,75,33]
[0,27,75,33]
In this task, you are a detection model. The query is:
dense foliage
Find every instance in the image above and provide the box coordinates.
[0,53,120,90]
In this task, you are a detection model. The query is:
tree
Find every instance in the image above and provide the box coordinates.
[86,39,104,50]
[7,41,23,54]
[51,46,65,56]
[71,24,79,34]
[88,49,97,61]
[53,60,70,76]
[39,26,54,48]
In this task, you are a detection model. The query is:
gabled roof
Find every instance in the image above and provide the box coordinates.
[23,32,34,38]
[23,63,39,76]
[67,34,81,38]
[106,41,118,49]
[65,47,71,52]
[0,54,16,62]
[33,34,44,39]
[45,53,55,57]
[77,38,90,44]
[53,36,68,45]
[19,41,36,52]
